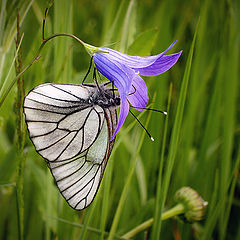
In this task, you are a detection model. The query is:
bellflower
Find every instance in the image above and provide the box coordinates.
[92,41,182,139]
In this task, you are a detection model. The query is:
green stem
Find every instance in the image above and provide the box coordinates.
[46,215,125,240]
[15,9,25,240]
[0,32,87,108]
[0,52,6,84]
[152,83,173,239]
[0,32,24,96]
[121,203,185,239]
[107,95,156,240]
[161,203,185,220]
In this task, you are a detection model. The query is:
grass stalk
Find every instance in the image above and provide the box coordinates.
[100,152,115,240]
[151,83,172,239]
[46,215,125,240]
[122,203,185,239]
[153,19,199,238]
[15,9,25,240]
[107,95,155,240]
[119,0,135,52]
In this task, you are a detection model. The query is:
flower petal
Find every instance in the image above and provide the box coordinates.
[127,75,148,111]
[99,41,178,69]
[111,97,129,140]
[134,51,182,76]
[93,53,135,95]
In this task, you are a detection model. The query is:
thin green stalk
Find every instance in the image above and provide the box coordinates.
[15,9,25,240]
[100,152,115,240]
[54,44,73,82]
[107,95,155,240]
[219,12,239,239]
[0,53,6,84]
[154,19,199,238]
[79,201,97,240]
[0,33,24,95]
[201,151,240,240]
[122,203,185,239]
[119,0,135,52]
[45,171,51,240]
[152,83,173,239]
[45,215,125,240]
[102,0,127,46]
[0,182,16,187]
[0,0,6,46]
[0,32,86,108]
[0,0,34,83]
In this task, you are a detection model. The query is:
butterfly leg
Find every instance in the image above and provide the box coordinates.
[82,57,93,85]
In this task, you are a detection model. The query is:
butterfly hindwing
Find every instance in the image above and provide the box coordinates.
[47,112,111,209]
[24,83,117,210]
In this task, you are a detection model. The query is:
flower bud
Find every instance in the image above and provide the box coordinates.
[174,187,208,222]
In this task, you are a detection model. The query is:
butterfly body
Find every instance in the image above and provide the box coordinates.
[86,84,120,109]
[24,83,119,210]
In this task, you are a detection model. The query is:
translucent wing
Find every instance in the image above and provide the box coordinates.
[24,83,104,162]
[48,108,117,209]
[24,83,117,210]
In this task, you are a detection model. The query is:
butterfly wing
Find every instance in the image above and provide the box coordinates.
[24,83,105,161]
[48,108,117,209]
[24,83,117,210]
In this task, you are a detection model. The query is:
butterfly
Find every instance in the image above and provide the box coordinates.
[23,82,120,210]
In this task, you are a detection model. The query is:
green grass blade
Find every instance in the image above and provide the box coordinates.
[219,14,239,240]
[100,153,115,240]
[201,151,240,240]
[102,0,128,46]
[119,0,136,52]
[107,96,155,240]
[0,0,6,46]
[0,33,24,105]
[127,28,159,56]
[79,202,96,240]
[53,0,73,84]
[152,19,199,239]
[2,0,34,54]
[151,83,172,239]
[45,216,125,240]
[15,11,26,240]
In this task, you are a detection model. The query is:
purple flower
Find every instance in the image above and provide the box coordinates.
[93,41,182,139]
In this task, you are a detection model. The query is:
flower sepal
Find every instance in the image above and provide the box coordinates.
[83,43,108,56]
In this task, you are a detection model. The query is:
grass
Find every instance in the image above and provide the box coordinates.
[0,0,239,239]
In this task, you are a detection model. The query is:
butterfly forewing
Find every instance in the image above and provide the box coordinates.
[24,83,117,210]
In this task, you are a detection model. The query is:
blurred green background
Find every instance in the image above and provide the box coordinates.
[0,0,239,239]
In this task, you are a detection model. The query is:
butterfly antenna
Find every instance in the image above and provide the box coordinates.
[129,109,154,141]
[112,82,115,98]
[131,106,167,115]
[82,57,93,85]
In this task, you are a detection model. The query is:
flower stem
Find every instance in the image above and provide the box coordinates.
[121,203,185,239]
[15,9,25,240]
[161,203,185,220]
[0,32,87,108]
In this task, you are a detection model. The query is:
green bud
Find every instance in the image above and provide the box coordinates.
[174,187,208,222]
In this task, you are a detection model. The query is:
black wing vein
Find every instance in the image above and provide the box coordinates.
[51,84,84,101]
[61,163,96,195]
[24,83,117,210]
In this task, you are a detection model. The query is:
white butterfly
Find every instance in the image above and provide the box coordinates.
[23,83,119,210]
